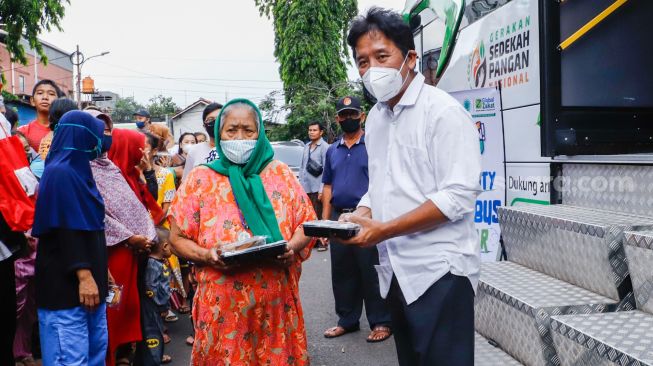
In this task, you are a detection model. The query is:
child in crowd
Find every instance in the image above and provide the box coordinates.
[17,80,63,151]
[135,227,172,366]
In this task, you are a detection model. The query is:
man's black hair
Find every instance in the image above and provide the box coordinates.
[202,102,223,122]
[347,7,415,60]
[308,121,325,132]
[32,79,64,98]
[3,108,19,128]
[49,98,78,130]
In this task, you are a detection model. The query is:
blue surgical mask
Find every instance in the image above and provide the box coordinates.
[135,121,146,129]
[220,139,256,165]
[55,123,102,160]
[101,135,113,153]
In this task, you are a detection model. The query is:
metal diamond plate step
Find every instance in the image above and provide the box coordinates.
[498,204,653,300]
[561,164,653,218]
[552,311,653,366]
[475,332,523,365]
[624,231,653,315]
[476,261,621,366]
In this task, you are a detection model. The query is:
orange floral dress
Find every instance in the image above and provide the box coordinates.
[169,160,317,366]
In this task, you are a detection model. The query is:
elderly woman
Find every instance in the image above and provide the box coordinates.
[169,99,316,365]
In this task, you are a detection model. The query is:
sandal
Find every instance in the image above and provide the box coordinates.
[163,333,171,344]
[178,305,191,314]
[116,358,131,366]
[367,325,392,343]
[185,335,195,346]
[324,325,358,338]
[16,356,37,366]
[164,310,178,322]
[162,354,172,364]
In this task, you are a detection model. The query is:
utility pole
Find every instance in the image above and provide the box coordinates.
[76,45,82,106]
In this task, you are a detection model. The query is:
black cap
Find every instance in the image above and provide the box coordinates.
[336,96,362,114]
[133,109,151,118]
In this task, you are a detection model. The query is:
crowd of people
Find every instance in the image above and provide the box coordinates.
[0,7,482,366]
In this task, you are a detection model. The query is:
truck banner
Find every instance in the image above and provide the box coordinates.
[451,87,505,262]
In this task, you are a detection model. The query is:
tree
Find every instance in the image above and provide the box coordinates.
[147,95,179,120]
[111,96,145,123]
[0,1,68,65]
[254,0,359,141]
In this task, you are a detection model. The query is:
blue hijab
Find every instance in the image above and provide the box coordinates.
[32,111,106,236]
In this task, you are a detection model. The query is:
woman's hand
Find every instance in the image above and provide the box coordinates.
[274,245,296,268]
[136,147,153,172]
[204,248,239,272]
[128,235,153,253]
[77,269,100,310]
[157,155,172,168]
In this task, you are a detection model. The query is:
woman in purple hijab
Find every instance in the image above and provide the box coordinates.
[86,109,156,366]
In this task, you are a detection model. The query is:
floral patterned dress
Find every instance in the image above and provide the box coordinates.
[169,160,317,366]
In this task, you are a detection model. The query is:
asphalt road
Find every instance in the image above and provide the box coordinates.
[164,248,398,365]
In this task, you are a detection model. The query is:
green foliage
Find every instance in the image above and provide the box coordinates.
[147,95,179,120]
[0,0,68,65]
[1,90,19,103]
[254,0,359,142]
[111,96,145,123]
[260,81,369,143]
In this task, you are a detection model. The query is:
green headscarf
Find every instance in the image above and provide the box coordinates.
[204,98,283,242]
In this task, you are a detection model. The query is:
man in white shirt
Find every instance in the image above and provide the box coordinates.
[182,103,222,182]
[341,7,482,366]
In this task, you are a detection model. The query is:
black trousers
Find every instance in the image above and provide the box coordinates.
[329,212,391,330]
[388,273,475,366]
[0,258,16,365]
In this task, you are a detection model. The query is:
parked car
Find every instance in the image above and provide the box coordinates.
[271,141,304,178]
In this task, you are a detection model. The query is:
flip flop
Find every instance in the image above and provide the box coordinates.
[162,354,172,364]
[367,325,392,343]
[324,325,358,338]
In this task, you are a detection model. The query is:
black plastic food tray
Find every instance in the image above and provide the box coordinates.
[220,240,287,265]
[303,220,360,239]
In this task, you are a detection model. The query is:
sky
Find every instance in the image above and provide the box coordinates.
[41,0,404,108]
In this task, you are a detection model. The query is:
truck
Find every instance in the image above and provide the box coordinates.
[402,0,653,365]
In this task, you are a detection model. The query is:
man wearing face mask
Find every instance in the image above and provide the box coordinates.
[340,8,482,366]
[321,96,392,343]
[182,102,223,183]
[134,109,152,133]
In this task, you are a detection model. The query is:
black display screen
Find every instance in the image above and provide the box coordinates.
[540,0,653,156]
[559,0,653,108]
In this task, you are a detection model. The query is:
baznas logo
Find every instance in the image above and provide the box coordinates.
[468,41,487,88]
[476,121,486,154]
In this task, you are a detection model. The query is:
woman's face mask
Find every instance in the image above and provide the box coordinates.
[56,123,102,160]
[220,139,256,165]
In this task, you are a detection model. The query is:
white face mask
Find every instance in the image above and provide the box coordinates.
[181,143,194,154]
[362,54,410,103]
[220,139,257,165]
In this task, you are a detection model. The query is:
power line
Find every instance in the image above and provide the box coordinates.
[91,74,282,83]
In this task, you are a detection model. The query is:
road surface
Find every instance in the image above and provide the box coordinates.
[165,248,398,365]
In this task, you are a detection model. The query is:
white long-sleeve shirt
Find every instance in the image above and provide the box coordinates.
[358,73,482,305]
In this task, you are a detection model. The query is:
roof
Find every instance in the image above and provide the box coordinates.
[0,30,71,57]
[171,98,220,120]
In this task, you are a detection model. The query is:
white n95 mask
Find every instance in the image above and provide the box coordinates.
[220,139,257,165]
[362,54,410,103]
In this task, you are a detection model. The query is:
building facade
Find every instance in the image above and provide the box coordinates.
[0,31,74,98]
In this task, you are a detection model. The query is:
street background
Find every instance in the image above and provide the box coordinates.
[166,249,398,365]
